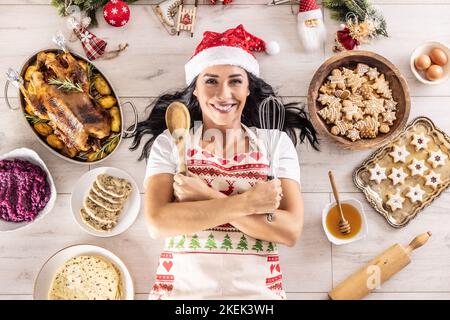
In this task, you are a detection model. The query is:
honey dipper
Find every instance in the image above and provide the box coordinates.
[328,171,351,235]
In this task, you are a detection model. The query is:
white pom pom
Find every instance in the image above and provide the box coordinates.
[265,41,280,55]
[339,23,346,30]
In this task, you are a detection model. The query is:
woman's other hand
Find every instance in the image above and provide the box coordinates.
[244,179,283,214]
[173,172,217,202]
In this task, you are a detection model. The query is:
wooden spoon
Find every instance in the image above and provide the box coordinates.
[165,101,191,174]
[328,171,351,235]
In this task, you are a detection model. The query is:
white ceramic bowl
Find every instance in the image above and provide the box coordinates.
[322,198,368,245]
[33,244,134,300]
[410,41,450,85]
[0,147,56,232]
[70,167,140,237]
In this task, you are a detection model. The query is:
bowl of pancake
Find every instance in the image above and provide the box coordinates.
[71,167,140,237]
[34,244,134,300]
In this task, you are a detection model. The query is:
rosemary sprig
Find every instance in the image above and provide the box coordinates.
[92,133,120,161]
[48,77,84,93]
[25,114,49,125]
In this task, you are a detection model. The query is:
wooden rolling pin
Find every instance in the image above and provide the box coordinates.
[329,232,432,300]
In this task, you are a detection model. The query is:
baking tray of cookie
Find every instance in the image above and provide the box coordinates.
[353,117,450,228]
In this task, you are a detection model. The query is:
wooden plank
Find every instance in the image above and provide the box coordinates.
[331,192,450,292]
[0,193,329,295]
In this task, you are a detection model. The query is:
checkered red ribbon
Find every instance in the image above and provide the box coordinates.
[73,26,107,61]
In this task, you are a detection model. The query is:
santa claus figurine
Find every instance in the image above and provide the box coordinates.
[297,0,326,52]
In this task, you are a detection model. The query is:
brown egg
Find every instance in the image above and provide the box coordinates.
[426,64,444,81]
[429,48,448,66]
[415,54,431,70]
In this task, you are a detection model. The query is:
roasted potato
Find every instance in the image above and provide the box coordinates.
[93,75,111,96]
[109,107,121,132]
[24,65,37,81]
[34,122,53,137]
[86,151,100,162]
[46,134,64,150]
[62,146,78,158]
[25,103,35,115]
[98,96,117,109]
[106,138,119,154]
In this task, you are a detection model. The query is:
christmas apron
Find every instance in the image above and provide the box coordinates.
[149,125,286,300]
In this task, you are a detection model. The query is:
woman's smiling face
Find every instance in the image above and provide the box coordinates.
[194,65,249,128]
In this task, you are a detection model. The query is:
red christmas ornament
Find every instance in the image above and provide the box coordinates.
[103,0,130,27]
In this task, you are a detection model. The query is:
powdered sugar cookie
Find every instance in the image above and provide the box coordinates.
[386,190,405,211]
[369,163,387,184]
[388,167,408,186]
[427,149,448,168]
[424,171,442,189]
[406,184,426,203]
[410,133,430,151]
[389,145,410,163]
[408,159,427,176]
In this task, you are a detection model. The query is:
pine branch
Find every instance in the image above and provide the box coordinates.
[323,0,388,37]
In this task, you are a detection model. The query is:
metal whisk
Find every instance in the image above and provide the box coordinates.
[258,96,285,222]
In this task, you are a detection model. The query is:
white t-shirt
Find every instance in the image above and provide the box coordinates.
[144,127,301,187]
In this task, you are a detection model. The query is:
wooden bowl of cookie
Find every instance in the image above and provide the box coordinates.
[308,50,411,150]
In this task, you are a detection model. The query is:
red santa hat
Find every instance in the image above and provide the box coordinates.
[184,24,279,85]
[298,0,323,21]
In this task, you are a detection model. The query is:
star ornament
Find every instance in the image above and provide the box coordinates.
[410,133,430,151]
[388,167,408,186]
[369,163,387,184]
[408,159,427,176]
[427,149,448,168]
[425,171,442,189]
[389,145,410,163]
[406,184,426,203]
[386,190,405,211]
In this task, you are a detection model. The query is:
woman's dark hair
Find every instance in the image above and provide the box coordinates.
[127,72,319,161]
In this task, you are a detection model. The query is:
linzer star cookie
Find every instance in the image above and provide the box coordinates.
[427,149,448,168]
[386,190,405,211]
[406,184,426,203]
[410,133,430,151]
[388,167,408,186]
[424,171,442,189]
[369,163,387,184]
[408,158,427,176]
[389,145,410,163]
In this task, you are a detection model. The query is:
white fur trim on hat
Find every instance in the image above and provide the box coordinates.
[184,46,260,85]
[298,9,323,21]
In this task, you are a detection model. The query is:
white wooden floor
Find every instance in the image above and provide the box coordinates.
[1,0,450,300]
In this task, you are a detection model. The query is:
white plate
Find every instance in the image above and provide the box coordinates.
[0,147,56,232]
[410,41,450,85]
[33,244,134,300]
[70,167,140,237]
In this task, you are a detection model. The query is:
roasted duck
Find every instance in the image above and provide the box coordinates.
[23,51,111,152]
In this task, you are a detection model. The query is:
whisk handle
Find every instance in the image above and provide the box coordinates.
[267,175,275,222]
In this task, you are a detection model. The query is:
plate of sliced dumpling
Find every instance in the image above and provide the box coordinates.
[71,167,140,237]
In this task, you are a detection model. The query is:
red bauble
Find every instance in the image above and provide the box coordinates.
[103,0,130,27]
